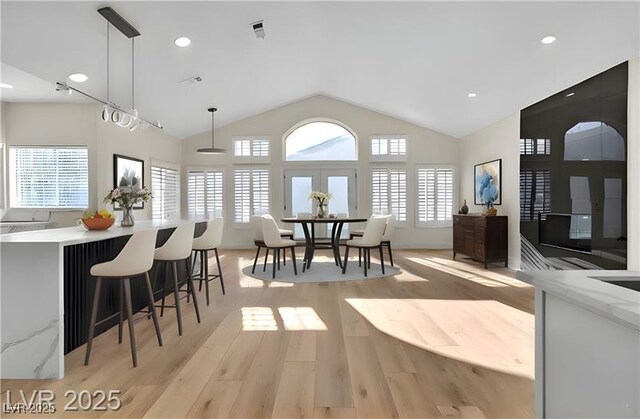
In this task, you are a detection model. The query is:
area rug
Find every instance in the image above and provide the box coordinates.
[242,259,401,283]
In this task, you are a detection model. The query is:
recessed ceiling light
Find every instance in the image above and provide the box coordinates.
[0,82,13,89]
[68,73,88,83]
[541,36,556,44]
[468,93,477,98]
[566,92,575,97]
[174,36,191,47]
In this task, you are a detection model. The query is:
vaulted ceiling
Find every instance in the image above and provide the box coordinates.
[1,1,638,139]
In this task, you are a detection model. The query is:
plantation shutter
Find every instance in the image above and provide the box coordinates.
[151,165,180,220]
[371,168,407,221]
[417,167,453,226]
[234,168,269,223]
[10,146,88,208]
[188,169,224,219]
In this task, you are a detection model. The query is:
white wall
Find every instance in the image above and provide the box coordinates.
[458,114,521,269]
[1,102,182,227]
[628,58,640,270]
[182,95,460,249]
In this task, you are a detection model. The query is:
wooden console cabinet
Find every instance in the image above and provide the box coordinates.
[453,214,508,268]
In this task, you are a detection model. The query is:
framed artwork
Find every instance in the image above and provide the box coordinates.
[474,158,502,205]
[113,154,145,209]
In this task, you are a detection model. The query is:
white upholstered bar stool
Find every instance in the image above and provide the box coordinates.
[85,229,162,368]
[154,222,201,336]
[342,215,389,277]
[192,218,225,305]
[261,215,298,279]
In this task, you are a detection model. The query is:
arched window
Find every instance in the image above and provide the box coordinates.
[564,121,625,161]
[284,120,357,161]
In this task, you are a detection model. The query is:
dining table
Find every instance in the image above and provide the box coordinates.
[280,216,367,270]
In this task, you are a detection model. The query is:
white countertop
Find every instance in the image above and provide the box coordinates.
[517,270,640,331]
[0,219,205,246]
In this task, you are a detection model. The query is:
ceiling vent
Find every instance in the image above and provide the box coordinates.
[251,20,265,39]
[180,75,203,85]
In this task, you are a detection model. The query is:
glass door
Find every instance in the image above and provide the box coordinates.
[284,169,356,238]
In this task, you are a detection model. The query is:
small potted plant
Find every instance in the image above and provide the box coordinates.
[309,191,332,218]
[104,186,152,226]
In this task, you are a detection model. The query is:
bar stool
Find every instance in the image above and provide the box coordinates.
[154,223,201,336]
[192,218,225,305]
[85,229,162,368]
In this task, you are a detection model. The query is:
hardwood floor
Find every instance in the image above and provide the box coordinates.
[0,249,534,418]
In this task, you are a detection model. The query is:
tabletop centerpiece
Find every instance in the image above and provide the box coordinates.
[309,191,332,218]
[104,186,151,226]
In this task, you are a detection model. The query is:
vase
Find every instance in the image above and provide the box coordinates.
[316,204,327,218]
[460,199,469,214]
[121,206,135,227]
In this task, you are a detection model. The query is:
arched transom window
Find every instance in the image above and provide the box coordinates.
[285,121,357,161]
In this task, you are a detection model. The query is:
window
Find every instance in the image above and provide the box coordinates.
[234,168,269,223]
[9,146,88,208]
[151,164,180,220]
[520,169,551,221]
[371,168,407,222]
[416,166,453,227]
[520,138,550,155]
[188,169,224,219]
[371,136,407,161]
[285,121,357,161]
[233,137,270,160]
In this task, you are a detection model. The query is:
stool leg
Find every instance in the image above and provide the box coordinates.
[359,248,362,267]
[291,246,298,276]
[204,251,211,306]
[272,248,277,279]
[84,277,102,366]
[199,251,204,291]
[160,261,169,317]
[187,255,201,323]
[118,280,124,344]
[379,245,385,275]
[123,278,138,368]
[172,261,184,336]
[185,259,191,304]
[214,248,225,295]
[364,250,368,277]
[144,272,163,347]
[277,249,281,270]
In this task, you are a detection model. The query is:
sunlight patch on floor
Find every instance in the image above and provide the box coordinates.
[345,297,534,379]
[278,307,327,331]
[241,307,278,331]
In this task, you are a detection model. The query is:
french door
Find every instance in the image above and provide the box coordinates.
[284,169,357,238]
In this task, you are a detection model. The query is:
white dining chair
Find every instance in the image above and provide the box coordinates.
[342,215,389,277]
[351,214,396,267]
[261,215,298,279]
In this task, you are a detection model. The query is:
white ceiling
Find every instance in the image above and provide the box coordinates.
[1,1,638,139]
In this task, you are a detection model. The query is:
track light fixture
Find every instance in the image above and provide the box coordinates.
[197,108,226,154]
[56,7,161,131]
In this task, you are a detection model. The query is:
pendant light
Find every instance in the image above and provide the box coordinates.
[197,107,225,154]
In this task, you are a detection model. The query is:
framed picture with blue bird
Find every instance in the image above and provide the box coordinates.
[474,159,502,206]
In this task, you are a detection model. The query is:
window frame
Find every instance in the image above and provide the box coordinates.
[370,166,408,226]
[370,135,408,162]
[151,160,181,221]
[232,166,271,226]
[414,164,455,228]
[232,136,271,164]
[186,166,226,221]
[9,145,89,210]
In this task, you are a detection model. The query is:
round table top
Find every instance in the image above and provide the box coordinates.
[280,217,367,224]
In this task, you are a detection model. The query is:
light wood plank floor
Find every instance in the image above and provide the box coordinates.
[1,250,534,418]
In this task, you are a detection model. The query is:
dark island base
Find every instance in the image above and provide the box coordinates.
[63,223,207,354]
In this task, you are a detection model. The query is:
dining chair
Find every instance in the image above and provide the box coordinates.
[250,214,294,273]
[192,218,224,305]
[342,215,389,277]
[350,214,396,267]
[153,222,200,336]
[85,229,162,368]
[261,215,298,279]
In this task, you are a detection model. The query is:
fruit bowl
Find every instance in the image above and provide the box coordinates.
[81,217,115,231]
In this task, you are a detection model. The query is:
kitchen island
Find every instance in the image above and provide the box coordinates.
[0,220,206,379]
[517,270,640,419]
